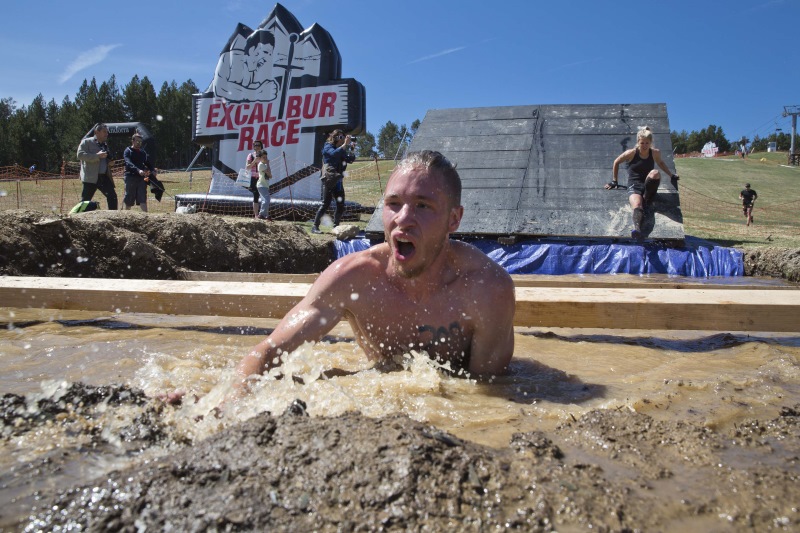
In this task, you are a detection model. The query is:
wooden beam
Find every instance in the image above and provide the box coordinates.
[179,271,320,284]
[0,276,798,332]
[514,286,799,332]
[179,271,797,291]
[0,276,310,319]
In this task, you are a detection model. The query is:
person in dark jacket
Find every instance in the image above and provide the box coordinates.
[311,129,355,234]
[123,132,157,212]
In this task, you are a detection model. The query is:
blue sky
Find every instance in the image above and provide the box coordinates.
[2,0,797,144]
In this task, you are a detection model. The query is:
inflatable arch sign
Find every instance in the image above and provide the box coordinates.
[192,3,366,200]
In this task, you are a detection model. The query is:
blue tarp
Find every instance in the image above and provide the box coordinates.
[334,236,743,277]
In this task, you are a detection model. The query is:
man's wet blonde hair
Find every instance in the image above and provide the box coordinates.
[393,150,462,206]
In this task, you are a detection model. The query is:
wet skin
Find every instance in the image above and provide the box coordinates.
[236,165,515,383]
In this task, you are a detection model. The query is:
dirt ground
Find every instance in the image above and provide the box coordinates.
[1,209,799,281]
[0,209,334,279]
[742,247,800,282]
[2,209,800,530]
[4,384,799,531]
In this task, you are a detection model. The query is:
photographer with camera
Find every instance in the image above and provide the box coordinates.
[311,129,356,234]
[77,123,118,210]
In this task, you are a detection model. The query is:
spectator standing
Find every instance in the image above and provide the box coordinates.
[256,150,272,220]
[244,140,264,218]
[123,132,157,212]
[312,129,355,234]
[77,123,118,210]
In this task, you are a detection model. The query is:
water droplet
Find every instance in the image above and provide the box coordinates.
[350,292,359,301]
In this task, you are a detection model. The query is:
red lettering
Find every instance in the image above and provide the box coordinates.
[234,103,250,127]
[286,96,302,119]
[256,124,271,146]
[270,121,286,146]
[220,103,235,129]
[265,103,277,122]
[248,103,263,125]
[286,119,300,145]
[302,94,320,119]
[206,103,221,128]
[320,93,336,118]
[238,127,254,151]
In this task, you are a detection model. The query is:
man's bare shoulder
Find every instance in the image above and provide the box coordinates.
[315,243,389,286]
[450,241,513,287]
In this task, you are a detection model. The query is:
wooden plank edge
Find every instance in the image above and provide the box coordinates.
[178,271,798,291]
[1,277,798,332]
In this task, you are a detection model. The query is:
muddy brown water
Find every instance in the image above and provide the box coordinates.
[2,301,799,531]
[1,210,799,530]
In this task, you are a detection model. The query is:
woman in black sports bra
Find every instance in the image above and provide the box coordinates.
[605,126,679,241]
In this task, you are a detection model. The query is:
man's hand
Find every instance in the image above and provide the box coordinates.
[98,151,108,159]
[157,390,187,405]
[605,181,622,190]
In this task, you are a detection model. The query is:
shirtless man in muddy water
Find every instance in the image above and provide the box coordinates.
[236,150,515,386]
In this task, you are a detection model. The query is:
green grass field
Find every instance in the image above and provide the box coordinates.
[675,151,800,249]
[2,154,798,249]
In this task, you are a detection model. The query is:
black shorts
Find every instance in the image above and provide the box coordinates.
[627,181,645,196]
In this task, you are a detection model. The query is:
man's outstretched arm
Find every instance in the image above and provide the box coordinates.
[235,270,348,387]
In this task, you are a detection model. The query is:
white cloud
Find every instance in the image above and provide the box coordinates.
[407,46,466,65]
[58,44,121,84]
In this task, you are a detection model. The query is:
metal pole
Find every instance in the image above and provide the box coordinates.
[282,152,296,222]
[393,127,408,161]
[374,156,383,195]
[185,146,206,173]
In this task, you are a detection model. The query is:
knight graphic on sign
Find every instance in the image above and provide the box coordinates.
[190,3,366,207]
[212,29,279,103]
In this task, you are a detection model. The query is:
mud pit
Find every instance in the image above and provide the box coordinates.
[2,384,797,531]
[2,210,800,530]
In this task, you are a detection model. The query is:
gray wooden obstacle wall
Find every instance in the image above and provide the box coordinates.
[366,103,684,241]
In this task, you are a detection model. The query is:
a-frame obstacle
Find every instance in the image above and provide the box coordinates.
[366,103,683,241]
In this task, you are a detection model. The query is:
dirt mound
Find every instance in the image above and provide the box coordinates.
[15,387,800,531]
[1,209,799,281]
[0,210,334,279]
[743,247,800,282]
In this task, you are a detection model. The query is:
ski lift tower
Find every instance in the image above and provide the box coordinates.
[783,105,800,165]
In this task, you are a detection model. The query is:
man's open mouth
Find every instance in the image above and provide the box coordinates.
[395,238,415,259]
